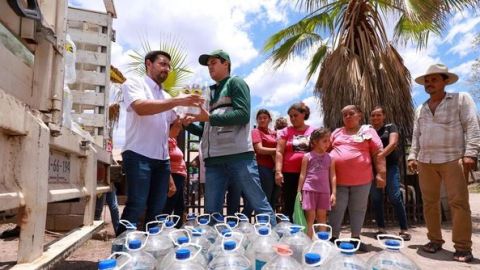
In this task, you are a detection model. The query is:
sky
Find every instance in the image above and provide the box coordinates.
[68,0,480,149]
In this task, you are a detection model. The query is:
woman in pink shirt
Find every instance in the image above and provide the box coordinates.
[275,103,315,220]
[251,109,278,211]
[163,119,187,228]
[328,105,386,250]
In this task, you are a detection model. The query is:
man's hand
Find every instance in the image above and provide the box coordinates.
[463,156,477,172]
[408,160,418,174]
[178,94,204,107]
[375,173,386,189]
[275,171,284,187]
[181,115,196,127]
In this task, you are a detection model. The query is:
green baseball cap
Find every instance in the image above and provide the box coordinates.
[198,49,231,66]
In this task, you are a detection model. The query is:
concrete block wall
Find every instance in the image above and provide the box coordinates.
[46,199,87,231]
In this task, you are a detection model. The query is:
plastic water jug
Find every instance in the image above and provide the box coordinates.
[183,213,197,228]
[189,228,212,255]
[263,244,301,270]
[325,240,366,270]
[273,213,293,238]
[255,214,279,240]
[211,212,225,224]
[208,240,251,270]
[112,220,137,253]
[161,230,208,268]
[302,224,337,265]
[302,252,322,268]
[235,213,255,242]
[246,226,278,270]
[197,214,218,243]
[125,239,156,270]
[99,252,132,270]
[144,223,173,264]
[166,248,205,270]
[279,226,312,263]
[208,231,245,263]
[366,235,420,270]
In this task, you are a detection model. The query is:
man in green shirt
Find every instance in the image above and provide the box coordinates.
[185,50,275,223]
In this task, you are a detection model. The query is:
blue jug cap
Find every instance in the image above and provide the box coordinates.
[224,240,236,250]
[258,227,269,235]
[177,236,189,244]
[257,215,268,221]
[221,229,231,236]
[199,217,208,224]
[148,226,160,234]
[176,248,190,260]
[165,220,174,227]
[187,213,196,220]
[290,227,301,234]
[128,239,141,249]
[98,259,116,269]
[317,231,329,240]
[227,221,236,227]
[339,242,355,253]
[386,239,401,249]
[305,253,321,264]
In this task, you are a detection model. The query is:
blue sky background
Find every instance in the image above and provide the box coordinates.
[69,0,480,149]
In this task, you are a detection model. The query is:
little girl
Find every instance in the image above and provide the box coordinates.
[297,128,337,238]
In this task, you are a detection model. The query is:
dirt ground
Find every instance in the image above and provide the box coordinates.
[1,192,480,270]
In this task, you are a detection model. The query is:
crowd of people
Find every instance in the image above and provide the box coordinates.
[115,49,479,264]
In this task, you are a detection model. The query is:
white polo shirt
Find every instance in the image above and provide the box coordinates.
[122,76,177,160]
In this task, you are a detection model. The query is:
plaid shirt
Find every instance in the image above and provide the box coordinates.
[408,92,480,163]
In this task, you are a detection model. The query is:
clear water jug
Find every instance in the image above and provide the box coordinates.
[279,226,312,263]
[325,239,366,270]
[273,214,293,238]
[126,239,156,270]
[197,214,218,243]
[183,213,197,228]
[302,224,337,265]
[208,231,245,263]
[263,244,301,270]
[99,252,132,270]
[302,252,322,269]
[112,220,137,253]
[366,235,420,270]
[246,226,278,270]
[166,248,205,270]
[144,223,173,265]
[255,214,279,240]
[208,240,251,270]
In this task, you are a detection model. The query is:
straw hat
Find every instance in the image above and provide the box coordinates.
[414,64,458,85]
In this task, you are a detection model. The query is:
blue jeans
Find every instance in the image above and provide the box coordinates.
[118,150,171,236]
[370,164,408,230]
[205,158,276,225]
[95,185,120,235]
[242,165,277,217]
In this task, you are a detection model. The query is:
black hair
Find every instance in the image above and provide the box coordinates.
[218,57,231,73]
[256,109,272,120]
[144,50,171,70]
[371,105,385,114]
[288,102,310,120]
[274,117,288,130]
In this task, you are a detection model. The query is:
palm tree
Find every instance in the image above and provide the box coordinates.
[108,35,192,128]
[264,0,478,135]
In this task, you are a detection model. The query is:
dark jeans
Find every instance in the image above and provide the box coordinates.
[117,150,171,236]
[163,173,185,228]
[282,172,300,221]
[94,185,120,235]
[370,164,408,230]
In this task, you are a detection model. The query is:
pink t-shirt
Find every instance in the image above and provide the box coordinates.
[329,126,383,186]
[252,127,277,169]
[168,138,187,177]
[302,152,331,194]
[279,126,315,173]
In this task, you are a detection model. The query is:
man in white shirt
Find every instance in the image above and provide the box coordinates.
[408,64,480,263]
[117,50,203,235]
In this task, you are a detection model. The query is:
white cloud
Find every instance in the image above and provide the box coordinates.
[245,57,314,107]
[447,32,476,57]
[303,96,324,128]
[444,11,480,43]
[450,60,476,82]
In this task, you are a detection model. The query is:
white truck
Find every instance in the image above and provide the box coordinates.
[0,0,117,268]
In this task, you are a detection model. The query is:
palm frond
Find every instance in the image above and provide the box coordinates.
[306,43,328,81]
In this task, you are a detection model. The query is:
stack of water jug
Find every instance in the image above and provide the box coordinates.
[98,213,421,269]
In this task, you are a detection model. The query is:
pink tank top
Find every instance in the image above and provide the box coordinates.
[302,152,331,194]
